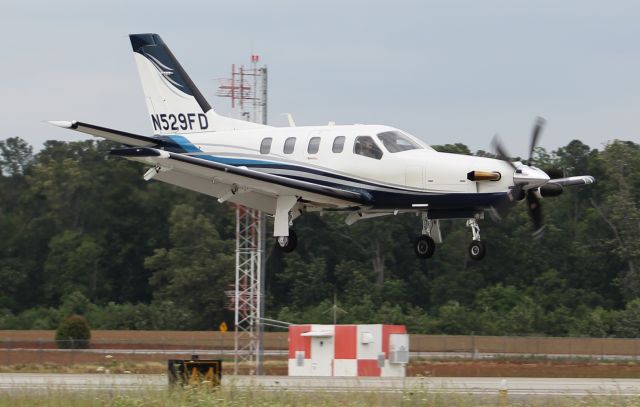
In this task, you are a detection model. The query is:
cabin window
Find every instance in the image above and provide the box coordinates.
[332,136,345,153]
[284,137,296,154]
[377,131,422,153]
[308,137,321,154]
[353,136,383,160]
[260,137,272,154]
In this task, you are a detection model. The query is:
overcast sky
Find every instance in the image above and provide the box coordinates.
[2,0,639,156]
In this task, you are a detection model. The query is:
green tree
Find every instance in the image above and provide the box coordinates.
[0,137,33,175]
[145,204,234,329]
[471,284,541,335]
[55,314,91,349]
[43,231,104,303]
[593,141,640,300]
[436,301,479,334]
[278,253,332,309]
[614,299,640,338]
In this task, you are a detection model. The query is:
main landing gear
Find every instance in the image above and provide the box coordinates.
[414,235,436,258]
[274,195,299,254]
[275,228,297,253]
[414,214,486,260]
[415,214,438,259]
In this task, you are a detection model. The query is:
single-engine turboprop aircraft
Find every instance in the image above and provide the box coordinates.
[50,33,595,260]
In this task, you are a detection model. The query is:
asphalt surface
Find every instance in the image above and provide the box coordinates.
[1,373,640,397]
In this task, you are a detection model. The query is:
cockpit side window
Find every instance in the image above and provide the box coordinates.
[377,131,422,153]
[353,136,383,160]
[260,137,272,154]
[284,137,296,154]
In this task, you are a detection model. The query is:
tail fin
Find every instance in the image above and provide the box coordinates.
[129,33,265,134]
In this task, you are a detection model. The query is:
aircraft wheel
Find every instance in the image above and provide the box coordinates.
[414,235,435,259]
[275,229,297,253]
[468,241,486,261]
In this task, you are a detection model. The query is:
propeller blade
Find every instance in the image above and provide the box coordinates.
[528,117,546,164]
[491,134,516,169]
[543,167,564,180]
[539,183,564,198]
[491,184,524,221]
[548,175,596,187]
[526,191,545,238]
[510,184,525,202]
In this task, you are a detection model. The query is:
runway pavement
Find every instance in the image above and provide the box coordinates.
[1,373,640,397]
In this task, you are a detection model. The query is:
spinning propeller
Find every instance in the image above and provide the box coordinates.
[492,117,561,238]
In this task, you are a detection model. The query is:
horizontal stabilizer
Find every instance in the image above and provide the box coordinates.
[48,120,159,147]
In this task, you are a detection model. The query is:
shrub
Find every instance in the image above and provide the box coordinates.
[55,314,91,349]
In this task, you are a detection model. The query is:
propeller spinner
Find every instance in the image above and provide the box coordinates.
[492,117,555,238]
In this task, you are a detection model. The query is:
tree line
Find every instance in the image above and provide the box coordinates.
[1,136,639,337]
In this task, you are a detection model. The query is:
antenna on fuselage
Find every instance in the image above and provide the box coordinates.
[281,113,296,127]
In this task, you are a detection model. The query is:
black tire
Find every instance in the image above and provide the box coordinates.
[468,240,486,260]
[414,235,435,259]
[275,229,297,253]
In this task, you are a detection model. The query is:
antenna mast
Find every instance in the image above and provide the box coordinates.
[218,55,268,375]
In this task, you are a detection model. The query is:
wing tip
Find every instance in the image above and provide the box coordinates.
[48,120,78,129]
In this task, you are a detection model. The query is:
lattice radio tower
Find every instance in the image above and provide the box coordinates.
[217,55,268,375]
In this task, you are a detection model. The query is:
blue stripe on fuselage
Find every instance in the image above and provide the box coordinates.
[157,134,409,190]
[155,135,508,211]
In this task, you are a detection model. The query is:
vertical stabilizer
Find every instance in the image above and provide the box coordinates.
[129,33,266,134]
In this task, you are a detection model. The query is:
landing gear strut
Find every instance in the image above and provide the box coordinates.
[274,195,299,253]
[415,214,437,259]
[466,218,485,261]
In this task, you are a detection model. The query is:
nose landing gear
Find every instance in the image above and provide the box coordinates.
[466,218,485,260]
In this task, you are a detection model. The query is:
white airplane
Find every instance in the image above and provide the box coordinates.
[50,33,595,260]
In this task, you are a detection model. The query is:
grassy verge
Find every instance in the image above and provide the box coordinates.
[1,387,640,407]
[0,360,284,375]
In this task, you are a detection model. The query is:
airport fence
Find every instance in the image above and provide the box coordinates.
[3,331,640,366]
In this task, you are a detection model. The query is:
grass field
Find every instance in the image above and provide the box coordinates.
[2,387,640,407]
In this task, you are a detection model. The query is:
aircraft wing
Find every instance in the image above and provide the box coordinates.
[49,121,370,213]
[49,121,158,147]
[109,147,371,212]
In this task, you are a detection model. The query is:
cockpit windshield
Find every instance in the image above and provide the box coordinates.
[377,131,423,153]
